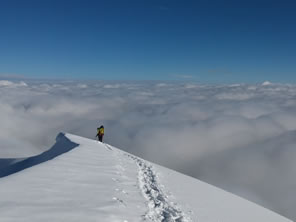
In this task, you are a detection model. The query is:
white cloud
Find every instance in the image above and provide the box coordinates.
[184,84,198,89]
[103,84,122,89]
[262,81,272,86]
[0,80,27,87]
[0,81,295,220]
[216,92,255,100]
[77,83,88,89]
[155,83,168,87]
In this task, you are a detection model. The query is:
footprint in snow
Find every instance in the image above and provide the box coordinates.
[112,177,120,183]
[115,188,129,195]
[112,197,126,206]
[115,165,125,171]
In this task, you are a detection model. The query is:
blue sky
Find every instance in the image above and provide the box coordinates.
[0,0,295,83]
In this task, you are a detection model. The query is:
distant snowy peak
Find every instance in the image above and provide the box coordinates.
[0,133,292,222]
[262,81,272,86]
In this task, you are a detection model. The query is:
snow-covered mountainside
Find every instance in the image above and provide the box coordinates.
[0,133,292,222]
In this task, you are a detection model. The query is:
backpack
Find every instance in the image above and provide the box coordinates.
[99,127,104,135]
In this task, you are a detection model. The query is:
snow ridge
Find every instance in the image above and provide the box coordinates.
[128,154,191,222]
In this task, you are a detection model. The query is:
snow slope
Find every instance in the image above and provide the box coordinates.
[0,133,292,222]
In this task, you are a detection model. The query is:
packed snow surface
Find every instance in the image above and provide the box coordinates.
[0,133,291,222]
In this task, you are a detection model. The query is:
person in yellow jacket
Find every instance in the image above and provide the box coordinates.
[96,125,104,142]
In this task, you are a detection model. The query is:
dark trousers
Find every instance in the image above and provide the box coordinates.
[98,135,103,142]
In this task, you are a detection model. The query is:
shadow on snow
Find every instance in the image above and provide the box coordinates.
[0,133,79,178]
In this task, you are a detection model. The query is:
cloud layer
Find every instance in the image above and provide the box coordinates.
[0,79,296,220]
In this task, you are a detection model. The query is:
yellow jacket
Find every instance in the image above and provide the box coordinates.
[98,127,104,135]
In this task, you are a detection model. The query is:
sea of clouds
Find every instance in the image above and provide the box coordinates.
[0,79,296,220]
